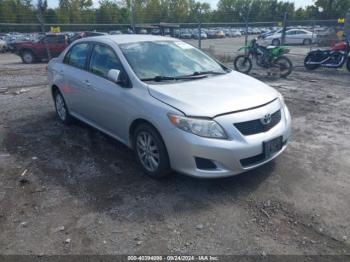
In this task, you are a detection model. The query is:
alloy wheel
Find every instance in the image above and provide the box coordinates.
[55,93,67,121]
[136,131,160,172]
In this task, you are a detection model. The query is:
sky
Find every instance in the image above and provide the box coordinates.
[46,0,315,10]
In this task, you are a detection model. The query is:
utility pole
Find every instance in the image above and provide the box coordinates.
[281,12,288,45]
[243,2,252,55]
[198,7,202,49]
[130,0,136,33]
[36,0,51,61]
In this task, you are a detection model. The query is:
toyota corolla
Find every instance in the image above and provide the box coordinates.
[48,35,291,178]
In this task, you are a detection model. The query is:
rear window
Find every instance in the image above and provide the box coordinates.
[64,43,90,69]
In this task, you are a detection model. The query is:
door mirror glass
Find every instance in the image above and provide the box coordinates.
[107,69,121,83]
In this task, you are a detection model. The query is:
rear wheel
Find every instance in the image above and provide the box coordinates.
[273,56,293,78]
[21,50,35,64]
[303,39,312,45]
[133,123,171,179]
[53,90,73,124]
[304,53,320,70]
[234,55,252,74]
[272,39,280,46]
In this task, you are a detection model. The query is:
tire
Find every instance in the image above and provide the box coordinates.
[346,59,350,72]
[234,55,253,74]
[272,39,280,46]
[304,53,320,70]
[53,89,73,125]
[303,39,312,45]
[273,56,293,78]
[21,50,35,64]
[133,123,171,179]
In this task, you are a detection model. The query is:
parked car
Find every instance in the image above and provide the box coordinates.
[11,33,69,64]
[265,29,316,46]
[109,30,122,35]
[48,35,291,179]
[192,30,208,39]
[0,39,7,53]
[68,31,107,43]
[231,29,242,37]
[258,28,282,39]
[179,29,192,39]
[215,30,225,38]
[138,29,148,34]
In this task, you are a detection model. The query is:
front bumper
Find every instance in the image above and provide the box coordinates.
[162,99,291,178]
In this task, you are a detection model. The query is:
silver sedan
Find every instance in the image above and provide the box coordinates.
[48,35,291,178]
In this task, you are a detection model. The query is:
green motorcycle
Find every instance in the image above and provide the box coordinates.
[234,39,293,78]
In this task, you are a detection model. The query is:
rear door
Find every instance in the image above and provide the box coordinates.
[285,30,297,44]
[60,42,93,119]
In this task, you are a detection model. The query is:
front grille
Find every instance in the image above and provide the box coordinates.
[234,110,281,136]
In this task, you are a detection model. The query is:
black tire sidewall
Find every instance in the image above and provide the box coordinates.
[133,124,171,179]
[274,56,293,77]
[303,39,312,45]
[234,55,252,74]
[272,39,280,46]
[53,90,72,125]
[21,50,35,64]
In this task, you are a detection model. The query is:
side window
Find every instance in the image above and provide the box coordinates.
[64,43,90,70]
[89,44,122,78]
[46,35,57,43]
[286,31,295,35]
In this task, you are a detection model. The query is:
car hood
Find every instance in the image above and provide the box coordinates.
[147,71,279,118]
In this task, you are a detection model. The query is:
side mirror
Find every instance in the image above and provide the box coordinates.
[107,69,121,83]
[107,69,130,87]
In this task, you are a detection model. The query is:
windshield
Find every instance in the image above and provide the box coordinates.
[119,41,226,80]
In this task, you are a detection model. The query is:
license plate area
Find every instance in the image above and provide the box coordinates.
[263,136,283,159]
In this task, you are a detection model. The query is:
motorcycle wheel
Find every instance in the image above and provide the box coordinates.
[346,59,350,72]
[304,54,320,70]
[273,56,293,78]
[234,55,252,74]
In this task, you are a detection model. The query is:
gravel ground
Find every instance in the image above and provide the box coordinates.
[0,48,350,257]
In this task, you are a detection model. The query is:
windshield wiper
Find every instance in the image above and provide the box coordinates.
[190,70,226,76]
[141,76,176,82]
[141,74,208,82]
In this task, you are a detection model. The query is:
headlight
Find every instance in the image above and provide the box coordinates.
[168,114,227,139]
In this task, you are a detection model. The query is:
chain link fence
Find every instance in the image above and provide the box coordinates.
[0,16,346,68]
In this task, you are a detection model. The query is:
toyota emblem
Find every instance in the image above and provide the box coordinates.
[261,113,272,125]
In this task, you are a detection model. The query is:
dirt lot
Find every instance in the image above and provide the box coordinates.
[0,43,350,257]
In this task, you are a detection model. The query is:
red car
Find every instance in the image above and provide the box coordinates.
[11,33,69,64]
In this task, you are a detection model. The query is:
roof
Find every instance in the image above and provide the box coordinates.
[84,34,176,45]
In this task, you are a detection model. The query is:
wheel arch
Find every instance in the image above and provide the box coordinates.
[51,84,60,99]
[128,118,165,150]
[19,48,36,57]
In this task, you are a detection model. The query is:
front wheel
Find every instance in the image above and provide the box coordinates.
[272,39,281,46]
[133,123,171,179]
[273,56,293,78]
[234,55,253,74]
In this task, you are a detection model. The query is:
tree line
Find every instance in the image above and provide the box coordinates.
[0,0,349,25]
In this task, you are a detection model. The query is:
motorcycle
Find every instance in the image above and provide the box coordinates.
[234,39,293,78]
[304,38,350,71]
